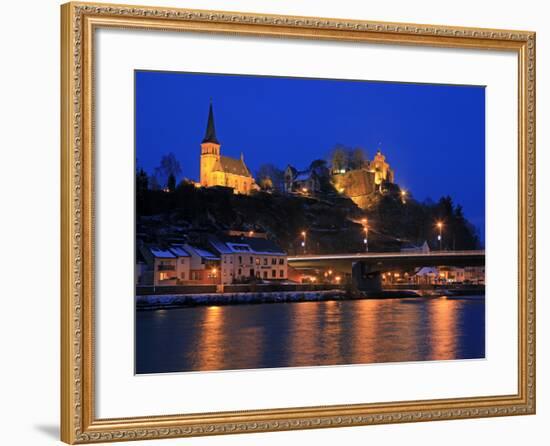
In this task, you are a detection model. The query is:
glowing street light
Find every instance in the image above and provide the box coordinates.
[361,218,369,252]
[301,231,307,254]
[436,221,443,251]
[400,189,407,203]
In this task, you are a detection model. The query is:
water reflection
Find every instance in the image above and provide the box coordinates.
[136,296,485,374]
[194,306,225,371]
[428,298,458,360]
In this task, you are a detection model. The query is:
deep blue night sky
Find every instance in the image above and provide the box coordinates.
[135,70,485,239]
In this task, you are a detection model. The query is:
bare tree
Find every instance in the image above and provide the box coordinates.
[349,147,367,170]
[256,164,284,191]
[330,145,348,172]
[154,153,182,187]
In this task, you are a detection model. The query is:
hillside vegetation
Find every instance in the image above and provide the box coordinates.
[136,178,481,254]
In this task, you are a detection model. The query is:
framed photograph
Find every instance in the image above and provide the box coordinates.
[61,2,536,443]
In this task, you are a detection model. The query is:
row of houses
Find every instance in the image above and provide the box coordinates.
[137,234,288,286]
[381,266,485,285]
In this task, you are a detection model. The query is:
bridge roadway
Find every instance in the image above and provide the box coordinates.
[288,250,485,272]
[287,250,485,292]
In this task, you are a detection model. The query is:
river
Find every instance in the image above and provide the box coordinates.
[135,296,485,374]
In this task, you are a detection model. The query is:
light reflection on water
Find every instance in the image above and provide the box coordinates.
[136,296,485,374]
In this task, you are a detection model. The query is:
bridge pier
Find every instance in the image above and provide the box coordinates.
[352,261,382,294]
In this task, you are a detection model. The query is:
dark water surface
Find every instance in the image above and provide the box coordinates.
[136,296,485,374]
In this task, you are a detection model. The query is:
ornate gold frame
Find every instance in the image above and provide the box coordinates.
[60,2,536,443]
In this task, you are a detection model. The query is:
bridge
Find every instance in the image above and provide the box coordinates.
[287,250,485,293]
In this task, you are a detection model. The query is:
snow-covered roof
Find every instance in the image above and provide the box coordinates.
[149,247,176,258]
[169,245,190,257]
[209,235,286,256]
[415,267,438,276]
[294,171,310,181]
[226,243,252,252]
[186,245,220,260]
[209,238,233,255]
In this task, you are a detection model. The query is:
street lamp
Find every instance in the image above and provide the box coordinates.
[436,221,443,251]
[361,218,369,252]
[301,231,307,254]
[401,189,407,203]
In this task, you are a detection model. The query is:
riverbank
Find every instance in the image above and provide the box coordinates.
[136,289,349,310]
[136,287,484,310]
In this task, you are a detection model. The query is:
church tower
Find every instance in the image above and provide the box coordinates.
[200,101,221,186]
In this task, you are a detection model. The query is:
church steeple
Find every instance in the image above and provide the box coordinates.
[202,100,219,144]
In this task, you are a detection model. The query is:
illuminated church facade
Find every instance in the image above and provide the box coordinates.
[199,102,256,195]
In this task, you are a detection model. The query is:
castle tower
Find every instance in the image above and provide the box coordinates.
[371,149,394,188]
[200,101,221,186]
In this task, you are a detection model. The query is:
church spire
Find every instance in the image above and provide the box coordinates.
[202,100,219,144]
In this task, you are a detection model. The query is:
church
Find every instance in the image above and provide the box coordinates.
[199,102,256,195]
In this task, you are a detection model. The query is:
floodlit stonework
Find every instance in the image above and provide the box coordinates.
[199,102,256,194]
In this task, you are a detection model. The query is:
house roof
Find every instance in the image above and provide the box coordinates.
[208,234,286,256]
[184,244,220,261]
[169,245,190,257]
[415,267,438,276]
[294,171,310,181]
[149,247,176,259]
[212,155,251,177]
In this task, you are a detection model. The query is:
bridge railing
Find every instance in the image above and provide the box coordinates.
[288,250,485,261]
